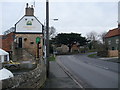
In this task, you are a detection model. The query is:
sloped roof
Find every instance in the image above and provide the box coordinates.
[105,28,120,38]
[0,48,9,55]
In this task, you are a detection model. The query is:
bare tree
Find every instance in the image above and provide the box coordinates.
[86,31,99,50]
[86,31,98,41]
[98,31,107,44]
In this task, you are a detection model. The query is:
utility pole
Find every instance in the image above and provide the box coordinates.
[46,0,49,78]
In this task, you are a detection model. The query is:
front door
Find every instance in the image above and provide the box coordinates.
[18,37,22,48]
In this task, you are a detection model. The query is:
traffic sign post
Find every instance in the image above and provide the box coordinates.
[36,37,41,58]
[36,37,41,44]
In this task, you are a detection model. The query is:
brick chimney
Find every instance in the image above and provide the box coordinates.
[25,3,34,16]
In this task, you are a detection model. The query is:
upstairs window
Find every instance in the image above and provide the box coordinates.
[116,39,119,44]
[108,40,111,45]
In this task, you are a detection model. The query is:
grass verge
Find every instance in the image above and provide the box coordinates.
[48,55,56,61]
[88,53,97,58]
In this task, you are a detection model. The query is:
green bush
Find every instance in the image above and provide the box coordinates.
[48,55,56,61]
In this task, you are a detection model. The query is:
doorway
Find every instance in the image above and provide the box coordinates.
[18,37,22,48]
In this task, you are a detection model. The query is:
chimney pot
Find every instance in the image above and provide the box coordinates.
[25,3,34,16]
[26,3,28,8]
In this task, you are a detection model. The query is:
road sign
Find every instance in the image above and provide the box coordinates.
[36,37,41,44]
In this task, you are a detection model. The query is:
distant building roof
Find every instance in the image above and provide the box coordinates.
[105,28,120,38]
[0,32,14,51]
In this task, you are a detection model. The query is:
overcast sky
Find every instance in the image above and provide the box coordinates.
[0,0,119,36]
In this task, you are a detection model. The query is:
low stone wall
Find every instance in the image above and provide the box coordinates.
[2,63,46,89]
[108,50,118,57]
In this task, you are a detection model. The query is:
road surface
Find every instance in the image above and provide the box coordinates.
[57,53,119,88]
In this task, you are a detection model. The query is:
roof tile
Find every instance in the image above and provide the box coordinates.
[105,28,120,38]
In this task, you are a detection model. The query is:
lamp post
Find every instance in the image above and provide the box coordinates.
[46,0,49,78]
[46,0,58,78]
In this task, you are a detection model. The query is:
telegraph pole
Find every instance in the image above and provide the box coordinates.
[46,0,49,78]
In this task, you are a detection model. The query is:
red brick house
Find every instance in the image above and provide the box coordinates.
[104,28,120,57]
[71,43,80,53]
[0,32,15,53]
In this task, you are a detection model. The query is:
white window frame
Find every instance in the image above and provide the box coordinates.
[108,40,111,45]
[4,55,8,62]
[116,39,119,44]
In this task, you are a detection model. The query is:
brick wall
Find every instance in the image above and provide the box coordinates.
[15,34,43,57]
[108,50,118,57]
[71,44,79,52]
[1,33,14,52]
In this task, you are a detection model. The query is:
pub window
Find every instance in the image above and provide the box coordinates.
[4,55,7,62]
[30,42,34,44]
[24,38,27,41]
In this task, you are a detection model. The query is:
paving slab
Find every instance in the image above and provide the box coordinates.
[43,61,80,88]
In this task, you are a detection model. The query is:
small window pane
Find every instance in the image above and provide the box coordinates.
[112,47,115,50]
[0,56,1,62]
[116,39,119,44]
[108,40,111,45]
[4,55,7,62]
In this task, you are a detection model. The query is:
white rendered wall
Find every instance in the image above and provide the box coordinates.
[118,1,120,24]
[16,16,42,33]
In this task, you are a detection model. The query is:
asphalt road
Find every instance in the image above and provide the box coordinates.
[57,53,119,88]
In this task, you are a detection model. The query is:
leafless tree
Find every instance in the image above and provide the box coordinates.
[98,31,107,44]
[86,31,100,50]
[86,31,108,54]
[86,31,98,41]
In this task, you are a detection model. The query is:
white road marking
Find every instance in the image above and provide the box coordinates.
[88,63,109,70]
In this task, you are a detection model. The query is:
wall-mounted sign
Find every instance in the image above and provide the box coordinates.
[36,37,41,44]
[26,21,32,25]
[16,16,42,33]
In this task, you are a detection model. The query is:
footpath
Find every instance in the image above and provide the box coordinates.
[43,61,80,88]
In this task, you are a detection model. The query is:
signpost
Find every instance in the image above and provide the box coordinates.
[46,0,49,78]
[36,37,41,44]
[36,37,41,58]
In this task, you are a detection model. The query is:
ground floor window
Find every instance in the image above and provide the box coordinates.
[4,55,7,62]
[112,47,115,50]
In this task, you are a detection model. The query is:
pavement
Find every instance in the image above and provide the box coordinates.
[43,61,80,88]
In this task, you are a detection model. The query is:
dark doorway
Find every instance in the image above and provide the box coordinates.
[18,37,22,48]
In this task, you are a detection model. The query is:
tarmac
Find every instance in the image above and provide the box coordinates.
[43,61,80,88]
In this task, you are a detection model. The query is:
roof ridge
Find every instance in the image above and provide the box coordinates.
[105,28,120,38]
